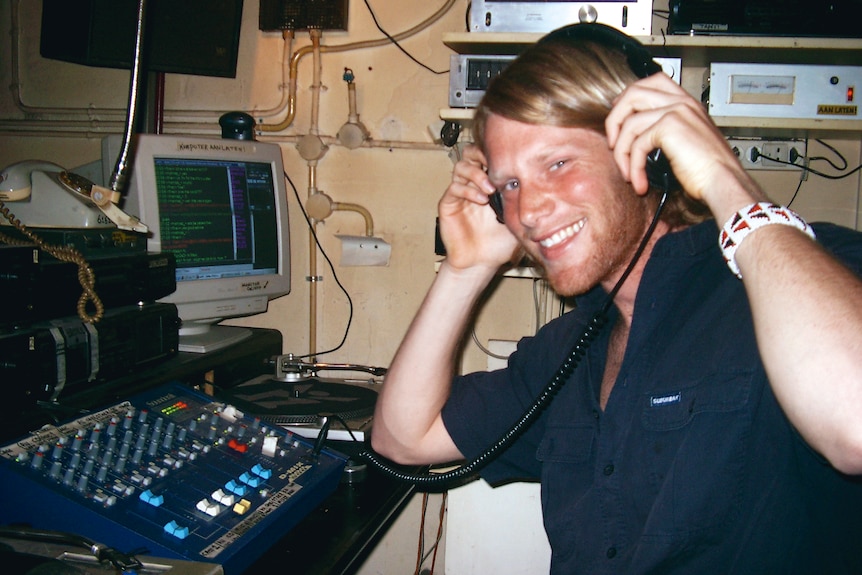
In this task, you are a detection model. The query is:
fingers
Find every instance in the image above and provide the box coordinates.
[441,145,498,222]
[448,145,496,204]
[438,145,520,269]
[605,73,691,147]
[605,73,723,197]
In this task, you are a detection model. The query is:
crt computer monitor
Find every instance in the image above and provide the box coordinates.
[117,134,291,353]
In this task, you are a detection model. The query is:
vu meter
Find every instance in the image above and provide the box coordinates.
[729,74,796,105]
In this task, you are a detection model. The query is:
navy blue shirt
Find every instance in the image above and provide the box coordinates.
[442,219,862,574]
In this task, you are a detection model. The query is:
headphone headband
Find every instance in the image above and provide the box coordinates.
[538,23,661,79]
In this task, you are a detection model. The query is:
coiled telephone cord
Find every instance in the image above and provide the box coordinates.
[0,200,104,323]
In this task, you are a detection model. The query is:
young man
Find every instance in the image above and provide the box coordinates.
[371,23,862,573]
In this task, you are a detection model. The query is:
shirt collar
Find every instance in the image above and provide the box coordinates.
[651,219,719,259]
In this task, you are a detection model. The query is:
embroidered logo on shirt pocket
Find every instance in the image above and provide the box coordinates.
[641,372,751,431]
[650,392,681,407]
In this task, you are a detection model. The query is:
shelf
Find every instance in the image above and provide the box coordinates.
[441,33,862,137]
[443,32,862,62]
[441,110,862,138]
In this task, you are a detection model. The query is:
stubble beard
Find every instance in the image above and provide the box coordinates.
[537,195,655,299]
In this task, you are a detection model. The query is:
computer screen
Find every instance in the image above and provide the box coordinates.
[118,134,291,353]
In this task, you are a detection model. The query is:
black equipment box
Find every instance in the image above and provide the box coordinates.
[0,302,180,415]
[0,225,147,257]
[668,0,862,36]
[0,246,176,326]
[259,0,349,31]
[40,0,243,78]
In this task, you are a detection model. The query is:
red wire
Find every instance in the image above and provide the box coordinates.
[429,492,447,574]
[415,492,429,575]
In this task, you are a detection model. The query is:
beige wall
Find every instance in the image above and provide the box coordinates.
[2,1,861,572]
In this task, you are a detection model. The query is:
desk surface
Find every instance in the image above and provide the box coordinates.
[247,443,418,575]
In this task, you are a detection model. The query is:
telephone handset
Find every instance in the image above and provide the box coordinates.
[645,147,679,193]
[0,160,148,324]
[0,161,146,233]
[488,147,679,224]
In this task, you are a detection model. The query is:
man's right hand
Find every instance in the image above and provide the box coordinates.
[438,145,522,271]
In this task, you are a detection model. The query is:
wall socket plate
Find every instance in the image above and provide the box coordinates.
[727,138,807,171]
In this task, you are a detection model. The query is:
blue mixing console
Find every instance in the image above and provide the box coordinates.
[0,382,348,574]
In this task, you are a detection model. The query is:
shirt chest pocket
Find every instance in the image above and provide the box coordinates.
[537,425,596,463]
[535,425,597,551]
[638,371,754,539]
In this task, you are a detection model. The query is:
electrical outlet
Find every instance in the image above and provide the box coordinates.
[727,138,807,171]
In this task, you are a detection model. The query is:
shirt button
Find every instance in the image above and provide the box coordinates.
[607,547,617,559]
[603,464,615,476]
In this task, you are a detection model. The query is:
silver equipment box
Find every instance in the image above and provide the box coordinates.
[449,54,516,108]
[449,54,680,108]
[708,63,862,121]
[469,0,653,35]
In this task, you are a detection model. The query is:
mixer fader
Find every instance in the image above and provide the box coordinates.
[0,382,348,574]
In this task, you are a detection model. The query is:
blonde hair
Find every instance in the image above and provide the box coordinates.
[473,38,709,228]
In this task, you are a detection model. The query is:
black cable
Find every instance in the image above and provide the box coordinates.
[790,160,861,180]
[311,416,333,457]
[811,138,848,171]
[362,0,447,75]
[756,140,862,181]
[360,190,670,487]
[786,174,805,208]
[284,170,355,359]
[802,138,861,180]
[332,413,360,442]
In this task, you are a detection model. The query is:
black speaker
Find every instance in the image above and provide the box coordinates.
[259,0,349,32]
[40,0,244,78]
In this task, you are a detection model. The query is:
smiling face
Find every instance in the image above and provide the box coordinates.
[484,113,657,297]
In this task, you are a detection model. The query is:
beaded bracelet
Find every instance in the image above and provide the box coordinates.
[719,202,816,279]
